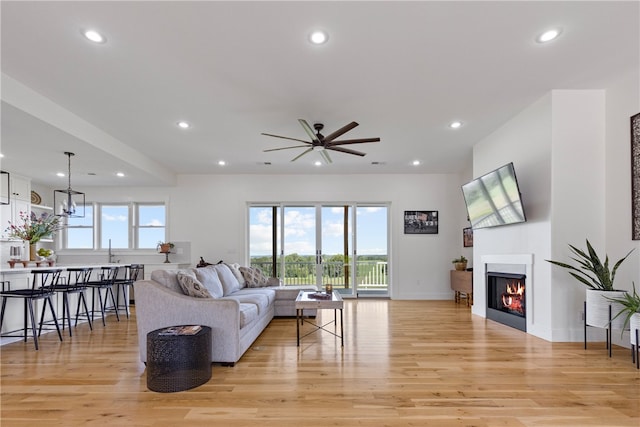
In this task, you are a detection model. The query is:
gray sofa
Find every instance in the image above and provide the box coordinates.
[135,264,316,365]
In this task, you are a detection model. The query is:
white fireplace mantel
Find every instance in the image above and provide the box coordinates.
[475,253,535,333]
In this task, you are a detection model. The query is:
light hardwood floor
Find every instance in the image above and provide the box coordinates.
[1,300,638,426]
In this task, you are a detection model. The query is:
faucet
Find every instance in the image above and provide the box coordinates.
[108,238,117,263]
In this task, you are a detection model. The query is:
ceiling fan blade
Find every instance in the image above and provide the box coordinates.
[328,137,381,146]
[327,146,366,157]
[264,145,310,152]
[320,149,332,164]
[298,119,320,143]
[261,133,311,144]
[291,147,313,162]
[322,121,359,143]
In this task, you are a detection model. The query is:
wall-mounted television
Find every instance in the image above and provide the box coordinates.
[461,162,527,230]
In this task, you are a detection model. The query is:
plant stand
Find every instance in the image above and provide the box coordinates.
[161,251,171,263]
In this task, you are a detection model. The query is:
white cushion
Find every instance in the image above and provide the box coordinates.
[213,263,241,296]
[225,262,246,288]
[194,266,224,298]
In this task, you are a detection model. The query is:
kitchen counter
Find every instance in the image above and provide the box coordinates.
[0,263,130,274]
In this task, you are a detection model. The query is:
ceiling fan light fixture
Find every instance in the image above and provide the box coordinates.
[309,30,328,45]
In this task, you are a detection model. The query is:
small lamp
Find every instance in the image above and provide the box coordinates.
[54,152,85,218]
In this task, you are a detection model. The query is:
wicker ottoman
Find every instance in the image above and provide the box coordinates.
[146,325,212,392]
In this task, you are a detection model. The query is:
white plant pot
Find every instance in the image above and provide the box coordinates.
[585,289,627,329]
[630,312,640,346]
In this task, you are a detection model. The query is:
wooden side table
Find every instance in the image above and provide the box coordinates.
[450,270,473,306]
[146,325,211,392]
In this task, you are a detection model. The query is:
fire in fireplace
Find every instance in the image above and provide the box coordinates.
[487,272,526,331]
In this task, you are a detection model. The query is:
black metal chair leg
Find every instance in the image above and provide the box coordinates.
[27,299,39,350]
[76,291,93,330]
[106,288,120,322]
[63,293,72,337]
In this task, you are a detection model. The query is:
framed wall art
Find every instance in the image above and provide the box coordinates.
[463,227,473,247]
[404,210,438,234]
[632,112,640,240]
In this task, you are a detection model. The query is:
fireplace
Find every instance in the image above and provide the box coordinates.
[486,272,526,331]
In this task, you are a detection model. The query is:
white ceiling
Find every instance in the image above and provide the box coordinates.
[1,1,638,187]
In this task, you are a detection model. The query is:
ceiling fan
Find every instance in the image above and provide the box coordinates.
[262,119,380,163]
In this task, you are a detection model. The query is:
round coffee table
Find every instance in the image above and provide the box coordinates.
[146,325,212,392]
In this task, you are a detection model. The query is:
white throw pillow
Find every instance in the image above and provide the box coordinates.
[225,262,246,288]
[214,264,241,296]
[194,266,224,298]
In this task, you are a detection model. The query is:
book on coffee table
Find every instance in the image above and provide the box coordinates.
[159,325,202,336]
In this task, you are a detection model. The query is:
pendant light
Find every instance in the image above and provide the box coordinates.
[54,152,85,217]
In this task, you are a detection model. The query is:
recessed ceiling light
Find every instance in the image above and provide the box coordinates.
[56,172,65,177]
[116,172,125,177]
[309,30,328,45]
[82,29,106,43]
[0,153,4,158]
[314,161,322,166]
[449,121,463,129]
[177,121,190,129]
[218,160,226,166]
[412,160,421,166]
[536,28,561,43]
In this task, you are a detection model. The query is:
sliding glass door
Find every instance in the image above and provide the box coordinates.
[248,203,389,297]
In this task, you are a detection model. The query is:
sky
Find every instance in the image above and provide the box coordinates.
[249,205,388,257]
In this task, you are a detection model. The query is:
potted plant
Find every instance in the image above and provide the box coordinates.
[452,255,468,271]
[546,239,634,329]
[5,211,62,260]
[157,241,175,253]
[606,283,640,348]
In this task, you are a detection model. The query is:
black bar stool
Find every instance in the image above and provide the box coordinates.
[113,264,143,319]
[84,266,120,326]
[0,269,63,350]
[57,267,94,335]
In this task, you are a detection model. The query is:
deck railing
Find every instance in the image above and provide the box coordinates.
[250,260,388,289]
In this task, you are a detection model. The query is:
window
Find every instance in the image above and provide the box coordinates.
[101,204,129,249]
[62,202,166,250]
[66,204,94,249]
[136,204,166,249]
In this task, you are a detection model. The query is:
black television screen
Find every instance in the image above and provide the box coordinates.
[461,162,526,230]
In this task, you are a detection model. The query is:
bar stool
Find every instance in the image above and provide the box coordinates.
[113,264,143,319]
[0,269,63,350]
[52,267,94,336]
[84,266,120,326]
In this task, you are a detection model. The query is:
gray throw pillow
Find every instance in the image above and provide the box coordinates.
[239,266,269,288]
[176,271,212,298]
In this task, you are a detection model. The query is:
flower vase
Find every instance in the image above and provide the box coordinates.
[29,243,36,261]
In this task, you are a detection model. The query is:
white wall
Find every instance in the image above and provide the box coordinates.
[471,62,640,342]
[86,173,466,300]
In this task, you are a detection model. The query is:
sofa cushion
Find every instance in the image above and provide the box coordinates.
[194,266,224,298]
[176,270,212,298]
[239,266,269,287]
[234,287,277,305]
[149,269,185,295]
[222,293,271,315]
[225,262,246,288]
[214,264,241,296]
[238,303,259,329]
